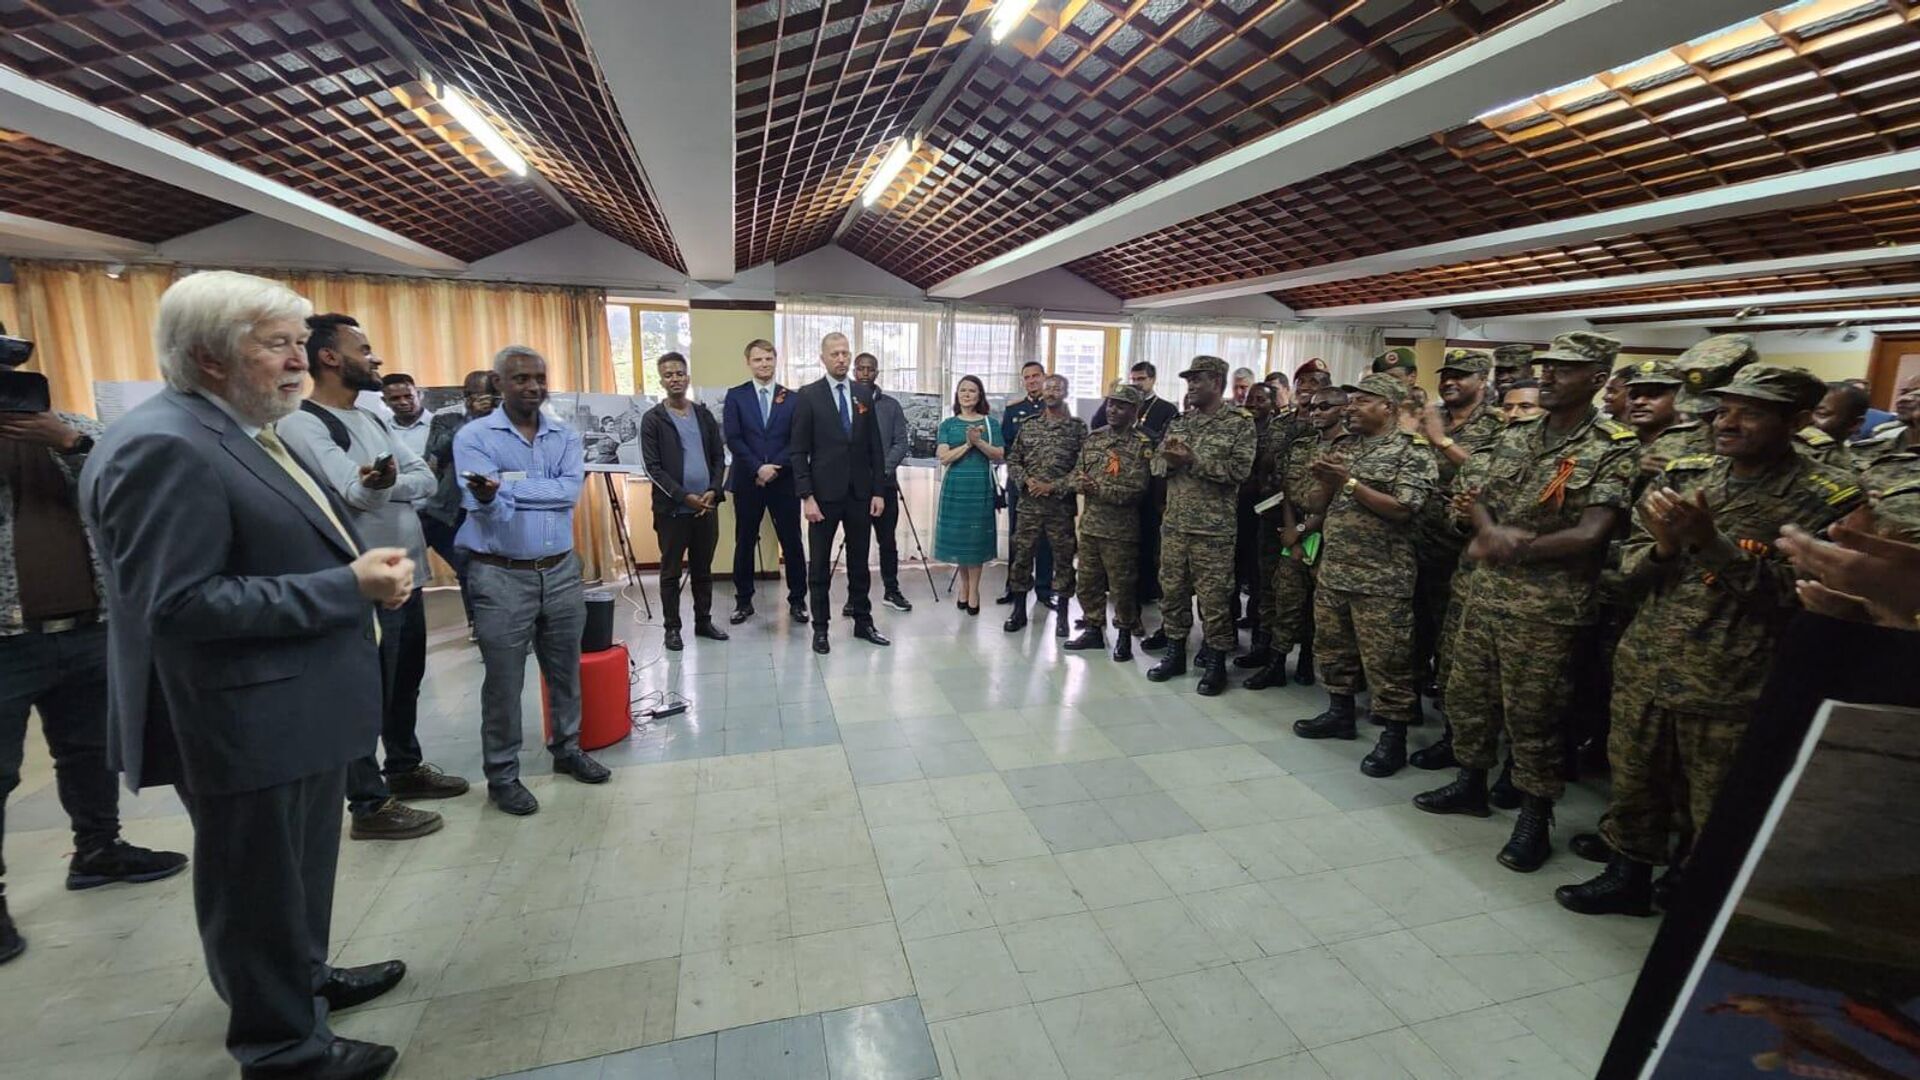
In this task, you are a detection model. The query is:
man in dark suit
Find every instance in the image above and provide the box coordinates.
[789,332,890,655]
[80,271,416,1080]
[722,338,809,625]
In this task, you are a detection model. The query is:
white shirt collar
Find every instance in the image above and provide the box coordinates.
[826,373,849,393]
[391,407,432,430]
[753,377,776,393]
[200,390,264,440]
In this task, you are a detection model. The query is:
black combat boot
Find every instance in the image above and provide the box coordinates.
[1242,652,1288,690]
[1408,729,1457,771]
[1055,599,1072,639]
[1291,641,1315,685]
[1488,756,1520,810]
[1140,628,1169,652]
[1196,648,1228,696]
[1293,693,1357,740]
[1413,768,1491,817]
[1233,630,1273,669]
[1146,640,1188,682]
[1652,865,1683,910]
[1360,722,1408,778]
[1002,593,1029,633]
[1194,643,1219,667]
[1497,794,1555,872]
[1063,625,1105,651]
[1555,856,1655,916]
[1568,833,1611,863]
[1112,629,1134,662]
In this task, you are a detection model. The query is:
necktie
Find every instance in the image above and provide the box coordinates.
[256,424,380,643]
[760,386,771,424]
[837,383,851,434]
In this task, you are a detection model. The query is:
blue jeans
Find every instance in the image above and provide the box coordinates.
[0,623,119,877]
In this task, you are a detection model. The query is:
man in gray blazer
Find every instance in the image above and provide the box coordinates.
[80,271,416,1080]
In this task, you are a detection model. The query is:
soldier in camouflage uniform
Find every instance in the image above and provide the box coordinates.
[1003,374,1085,636]
[1558,366,1863,916]
[1063,383,1154,661]
[1372,348,1420,391]
[1492,343,1534,400]
[1147,356,1256,695]
[1623,359,1701,499]
[1245,385,1355,690]
[1234,383,1290,671]
[1414,332,1640,874]
[1853,372,1920,464]
[1412,350,1508,697]
[1292,373,1437,776]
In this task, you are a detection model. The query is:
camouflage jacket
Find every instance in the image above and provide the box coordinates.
[1247,417,1289,508]
[1874,478,1920,544]
[1615,452,1864,719]
[1005,411,1086,513]
[1317,431,1438,598]
[1463,408,1639,626]
[1632,418,1708,503]
[1793,426,1852,471]
[1156,404,1256,536]
[1859,446,1920,497]
[1854,422,1915,468]
[1279,431,1358,521]
[1414,399,1506,556]
[1066,425,1153,540]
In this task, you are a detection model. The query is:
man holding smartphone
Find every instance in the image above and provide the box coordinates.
[279,314,470,843]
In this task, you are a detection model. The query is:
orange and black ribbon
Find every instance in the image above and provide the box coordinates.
[1105,449,1122,476]
[1537,457,1577,510]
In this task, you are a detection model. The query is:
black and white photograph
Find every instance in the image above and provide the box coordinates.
[554,391,653,473]
[898,391,945,466]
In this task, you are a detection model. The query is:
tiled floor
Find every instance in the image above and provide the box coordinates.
[1,579,1656,1079]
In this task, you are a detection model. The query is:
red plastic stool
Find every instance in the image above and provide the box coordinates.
[541,642,631,752]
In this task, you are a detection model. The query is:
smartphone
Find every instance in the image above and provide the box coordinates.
[462,471,490,485]
[371,453,394,472]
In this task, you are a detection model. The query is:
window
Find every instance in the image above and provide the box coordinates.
[606,301,690,397]
[1050,327,1107,400]
[775,297,944,391]
[949,308,1022,398]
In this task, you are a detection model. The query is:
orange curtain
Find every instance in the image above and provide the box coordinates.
[11,262,173,412]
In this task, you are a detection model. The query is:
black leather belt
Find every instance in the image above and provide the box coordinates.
[469,552,570,571]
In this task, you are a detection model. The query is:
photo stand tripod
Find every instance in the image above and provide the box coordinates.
[830,495,939,597]
[600,471,653,619]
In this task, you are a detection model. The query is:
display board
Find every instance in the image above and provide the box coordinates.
[548,392,654,474]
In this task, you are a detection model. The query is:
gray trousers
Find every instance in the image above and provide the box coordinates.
[470,553,585,786]
[179,765,345,1072]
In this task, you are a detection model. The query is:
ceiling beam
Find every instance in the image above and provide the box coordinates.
[1598,307,1920,330]
[1293,244,1920,320]
[573,0,732,282]
[0,212,154,257]
[0,68,465,272]
[1480,282,1920,323]
[924,0,1781,300]
[1133,150,1920,308]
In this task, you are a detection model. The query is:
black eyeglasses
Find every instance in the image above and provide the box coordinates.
[1306,402,1344,412]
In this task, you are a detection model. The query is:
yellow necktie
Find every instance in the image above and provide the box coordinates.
[256,424,379,644]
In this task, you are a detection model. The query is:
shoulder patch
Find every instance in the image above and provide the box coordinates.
[1795,426,1834,446]
[1596,418,1636,441]
[1508,412,1544,425]
[1666,454,1716,472]
[1410,434,1430,446]
[1880,478,1920,499]
[1805,470,1862,507]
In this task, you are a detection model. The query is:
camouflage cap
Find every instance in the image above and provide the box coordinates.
[1535,331,1621,366]
[1674,333,1759,392]
[1705,363,1826,411]
[1342,372,1408,405]
[1623,357,1684,388]
[1439,347,1493,375]
[1371,347,1418,374]
[1180,355,1229,380]
[1492,343,1534,369]
[1105,381,1144,406]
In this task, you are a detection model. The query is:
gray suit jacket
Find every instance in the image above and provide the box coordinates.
[79,388,383,795]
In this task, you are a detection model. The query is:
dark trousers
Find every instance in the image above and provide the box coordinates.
[1136,482,1165,604]
[180,765,346,1072]
[732,478,807,608]
[876,485,901,592]
[809,498,873,624]
[420,512,472,625]
[0,624,119,879]
[1004,488,1054,598]
[1232,496,1259,622]
[345,591,425,819]
[657,512,720,630]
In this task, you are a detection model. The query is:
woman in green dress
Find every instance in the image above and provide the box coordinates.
[934,374,1003,614]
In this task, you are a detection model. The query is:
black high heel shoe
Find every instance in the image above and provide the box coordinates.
[967,603,980,616]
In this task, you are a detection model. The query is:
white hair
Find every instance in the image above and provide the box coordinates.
[492,345,546,376]
[154,271,312,392]
[1233,366,1257,381]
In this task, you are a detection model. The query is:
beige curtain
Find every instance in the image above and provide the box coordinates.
[11,262,174,412]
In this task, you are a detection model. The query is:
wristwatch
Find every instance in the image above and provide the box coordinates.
[61,434,95,456]
[1342,476,1359,495]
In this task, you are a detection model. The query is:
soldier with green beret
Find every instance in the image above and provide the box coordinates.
[1371,347,1420,391]
[1492,343,1535,399]
[1292,373,1437,776]
[1622,357,1701,497]
[1414,331,1640,873]
[1559,364,1864,916]
[1146,356,1256,695]
[1062,382,1154,660]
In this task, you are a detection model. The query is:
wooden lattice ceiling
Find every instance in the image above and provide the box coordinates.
[1274,186,1920,310]
[386,0,683,271]
[734,0,982,270]
[0,127,243,242]
[1589,290,1920,327]
[0,0,577,263]
[1069,0,1920,300]
[1449,261,1920,321]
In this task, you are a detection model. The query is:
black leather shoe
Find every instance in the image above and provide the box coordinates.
[1146,641,1187,682]
[1489,758,1521,810]
[1408,734,1457,771]
[1112,633,1133,662]
[728,604,754,625]
[1140,628,1169,652]
[1195,651,1228,696]
[1569,832,1612,863]
[490,781,539,816]
[694,622,729,641]
[1242,655,1287,691]
[554,752,610,784]
[1063,626,1106,651]
[1555,856,1655,917]
[812,631,831,654]
[321,960,406,1012]
[853,622,891,647]
[1293,694,1357,740]
[1360,722,1407,777]
[790,603,810,624]
[241,1037,398,1080]
[663,627,683,651]
[1003,593,1029,632]
[0,894,23,965]
[1497,794,1555,873]
[1412,768,1490,818]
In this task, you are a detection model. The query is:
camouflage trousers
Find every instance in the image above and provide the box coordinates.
[1158,529,1237,651]
[1314,587,1419,723]
[1075,533,1141,632]
[1253,517,1284,637]
[1599,704,1744,866]
[1446,599,1580,799]
[1270,549,1315,655]
[1008,504,1076,596]
[1413,549,1460,684]
[1434,564,1472,696]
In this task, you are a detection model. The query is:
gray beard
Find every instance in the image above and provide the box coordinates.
[228,381,300,426]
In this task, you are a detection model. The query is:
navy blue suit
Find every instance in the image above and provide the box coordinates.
[723,380,807,608]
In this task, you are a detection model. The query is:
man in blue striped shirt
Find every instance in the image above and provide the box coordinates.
[453,345,609,816]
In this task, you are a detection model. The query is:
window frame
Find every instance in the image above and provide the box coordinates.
[606,299,691,397]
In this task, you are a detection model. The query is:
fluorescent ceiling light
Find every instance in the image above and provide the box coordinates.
[860,138,916,207]
[989,0,1038,44]
[438,85,528,177]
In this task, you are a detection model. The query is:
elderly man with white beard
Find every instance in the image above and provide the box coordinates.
[80,271,415,1080]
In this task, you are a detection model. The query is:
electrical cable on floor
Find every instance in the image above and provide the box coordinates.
[614,580,689,727]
